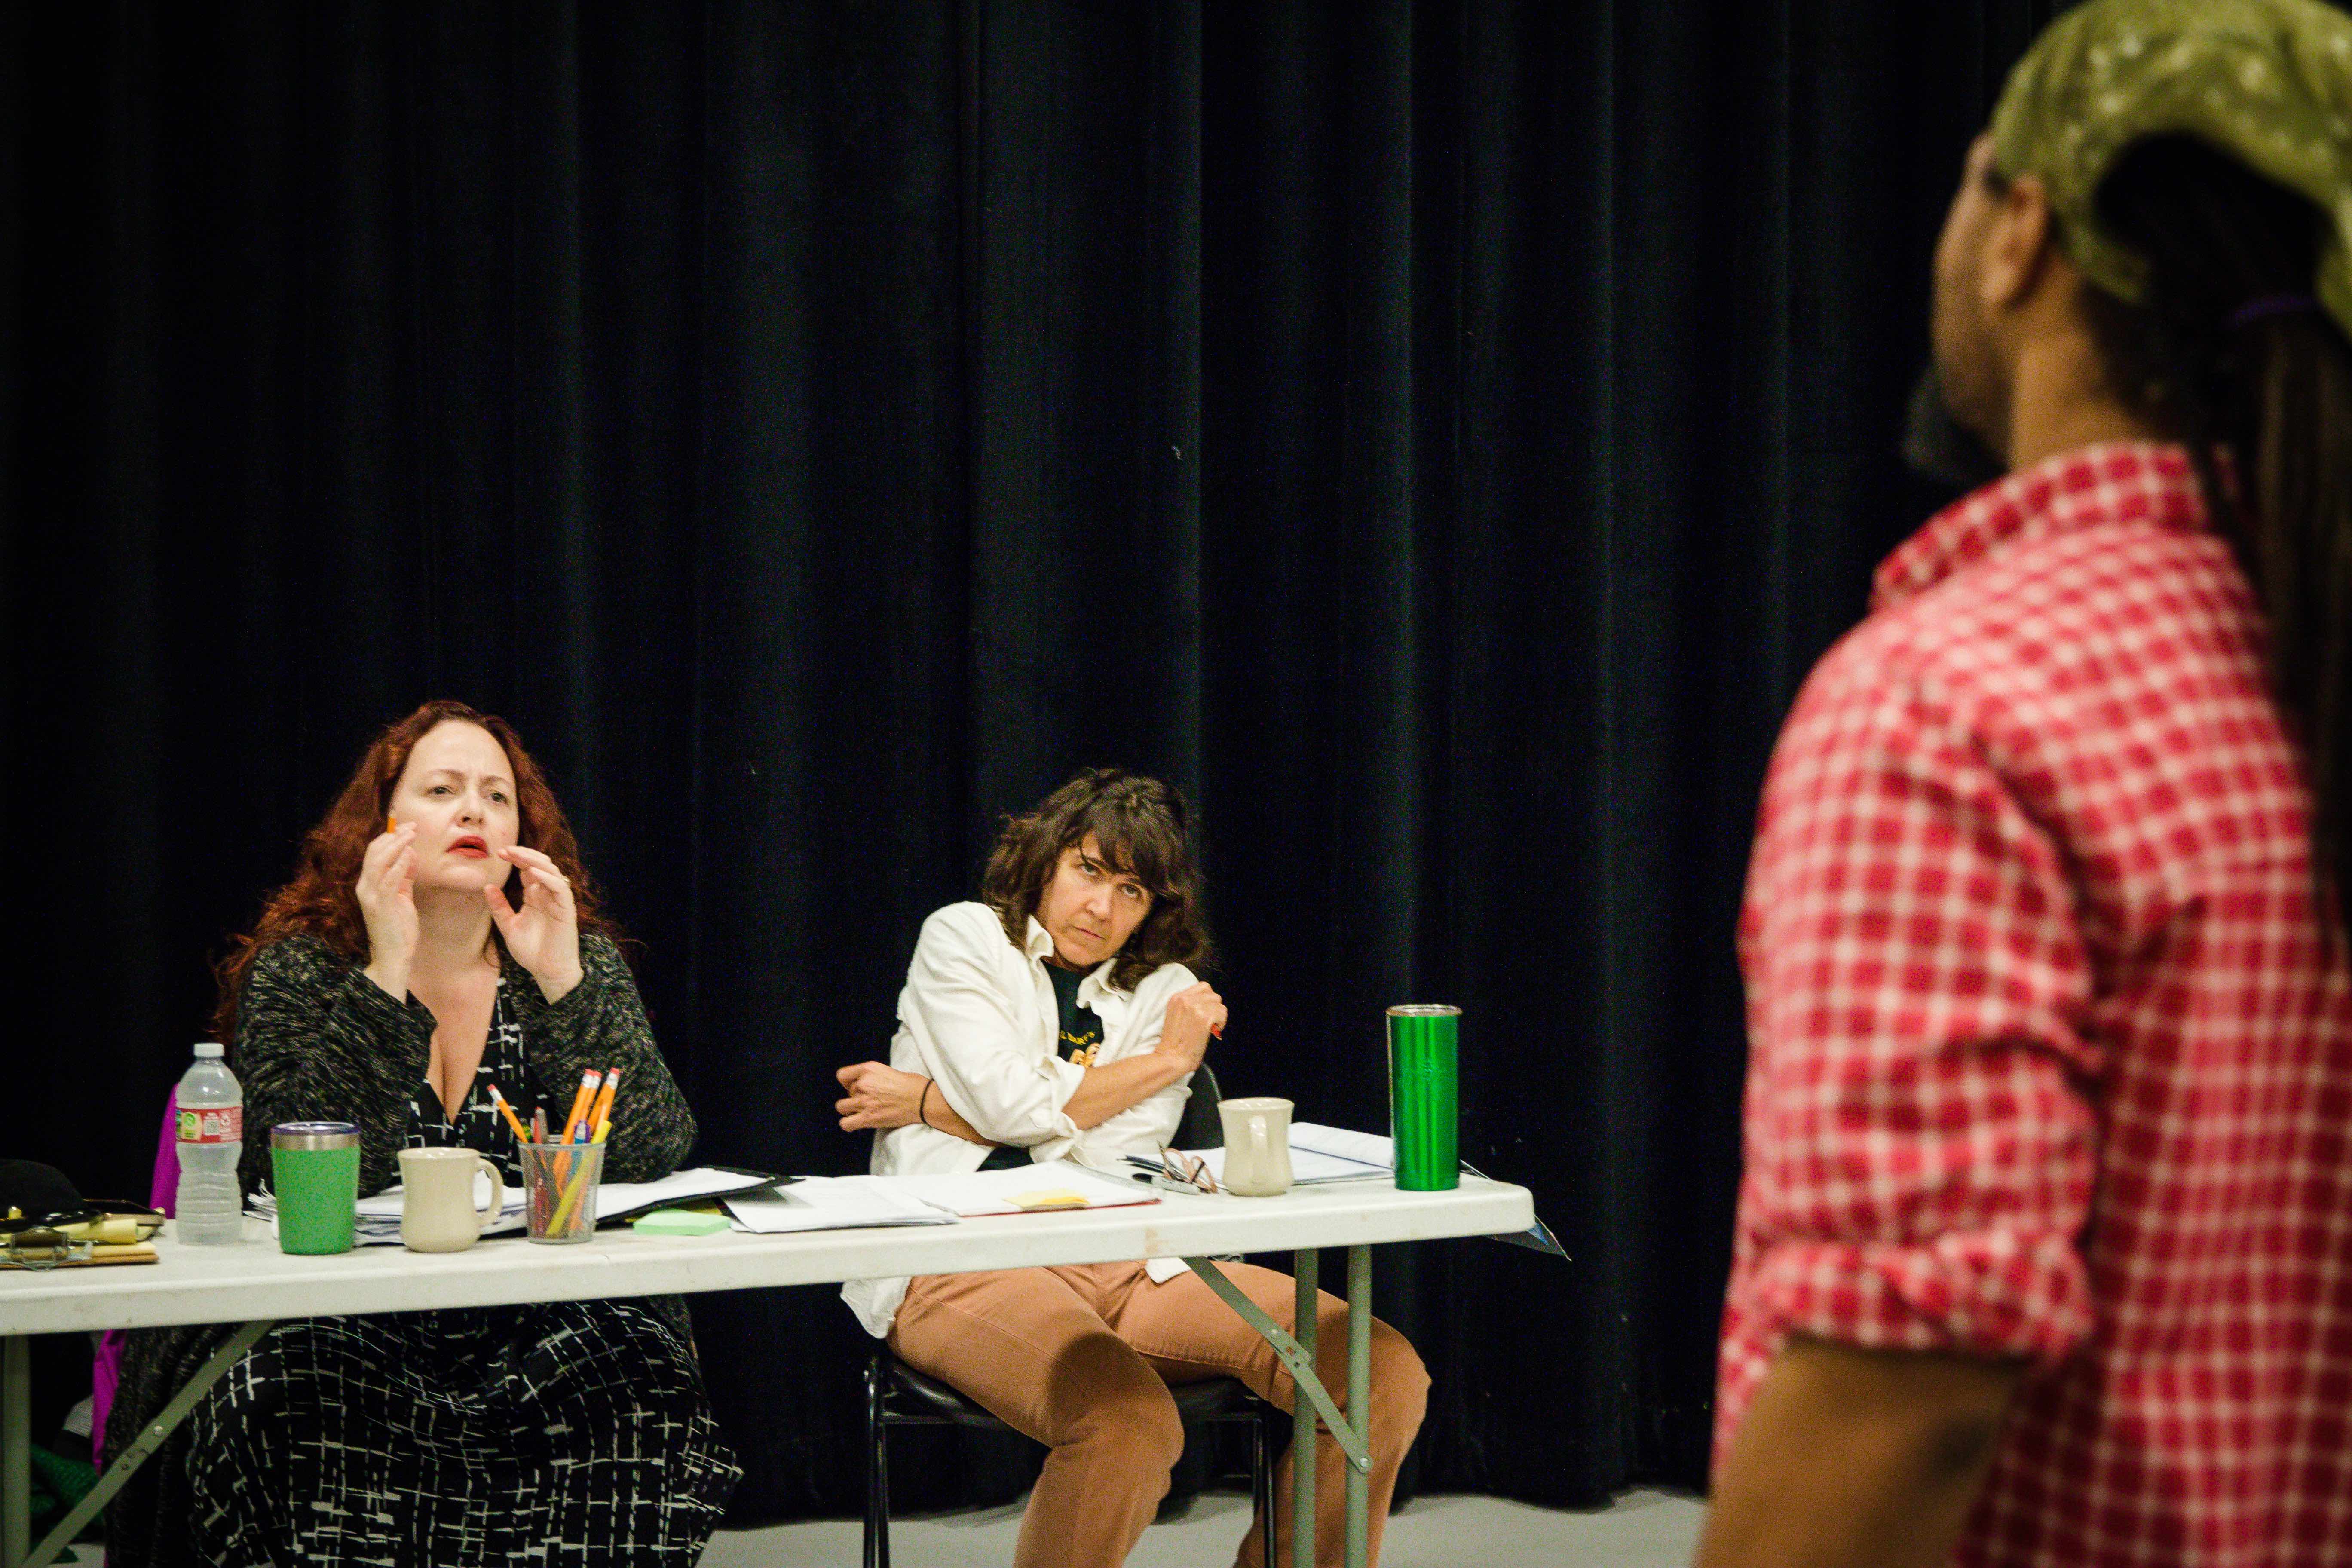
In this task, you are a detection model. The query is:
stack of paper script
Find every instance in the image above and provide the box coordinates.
[723,1176,958,1234]
[1123,1121,1395,1187]
[723,1161,1158,1232]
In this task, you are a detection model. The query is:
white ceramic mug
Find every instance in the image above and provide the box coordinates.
[1218,1097,1295,1197]
[397,1147,505,1253]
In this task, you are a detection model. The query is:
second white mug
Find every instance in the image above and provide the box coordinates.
[397,1146,505,1253]
[1218,1096,1295,1197]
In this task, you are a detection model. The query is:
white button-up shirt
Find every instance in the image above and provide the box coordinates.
[842,900,1200,1336]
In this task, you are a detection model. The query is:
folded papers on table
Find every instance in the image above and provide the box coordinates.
[883,1161,1160,1216]
[722,1176,958,1234]
[723,1161,1160,1233]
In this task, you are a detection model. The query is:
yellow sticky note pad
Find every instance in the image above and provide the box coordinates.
[1012,1190,1089,1211]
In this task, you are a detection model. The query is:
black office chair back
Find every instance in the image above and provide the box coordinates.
[1172,1062,1224,1150]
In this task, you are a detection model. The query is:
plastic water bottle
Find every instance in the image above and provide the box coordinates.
[174,1042,246,1245]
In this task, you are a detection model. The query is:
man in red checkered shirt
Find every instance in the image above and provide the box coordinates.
[1699,3,2352,1566]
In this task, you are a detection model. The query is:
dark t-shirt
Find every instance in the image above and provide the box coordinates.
[977,962,1103,1170]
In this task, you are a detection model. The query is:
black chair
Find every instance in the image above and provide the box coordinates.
[862,1063,1277,1568]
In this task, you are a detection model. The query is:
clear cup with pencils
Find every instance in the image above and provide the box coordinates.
[523,1141,605,1243]
[524,1065,619,1244]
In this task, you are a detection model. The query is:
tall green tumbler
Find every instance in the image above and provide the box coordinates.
[1386,1004,1459,1190]
[270,1121,361,1254]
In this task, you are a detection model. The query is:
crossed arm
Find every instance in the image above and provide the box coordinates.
[836,1049,1203,1143]
[836,971,1225,1145]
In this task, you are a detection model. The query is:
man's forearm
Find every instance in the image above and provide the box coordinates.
[1696,1336,2024,1568]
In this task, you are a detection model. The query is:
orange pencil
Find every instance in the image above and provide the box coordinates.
[559,1068,602,1143]
[585,1068,621,1142]
[554,1075,617,1233]
[388,812,398,833]
[486,1083,531,1145]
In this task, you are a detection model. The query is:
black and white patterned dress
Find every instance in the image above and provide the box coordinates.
[400,972,533,1176]
[109,934,740,1568]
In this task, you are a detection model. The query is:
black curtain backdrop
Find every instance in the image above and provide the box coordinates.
[3,0,2073,1520]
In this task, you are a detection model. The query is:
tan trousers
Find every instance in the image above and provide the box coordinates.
[888,1259,1429,1568]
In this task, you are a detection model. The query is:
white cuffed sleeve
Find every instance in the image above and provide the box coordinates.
[899,904,1084,1146]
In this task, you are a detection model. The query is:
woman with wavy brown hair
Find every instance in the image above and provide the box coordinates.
[834,768,1429,1568]
[107,700,738,1568]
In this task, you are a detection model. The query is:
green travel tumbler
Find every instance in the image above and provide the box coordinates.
[1387,1004,1459,1190]
[270,1121,361,1254]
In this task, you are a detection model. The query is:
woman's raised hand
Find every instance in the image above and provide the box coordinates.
[1158,981,1226,1072]
[486,845,583,1002]
[358,820,420,999]
[836,1060,932,1132]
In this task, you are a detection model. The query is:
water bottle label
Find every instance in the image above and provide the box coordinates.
[178,1107,244,1144]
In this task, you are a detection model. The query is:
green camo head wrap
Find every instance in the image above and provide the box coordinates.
[1990,0,2352,337]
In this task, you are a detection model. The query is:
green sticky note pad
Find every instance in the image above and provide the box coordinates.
[632,1208,731,1236]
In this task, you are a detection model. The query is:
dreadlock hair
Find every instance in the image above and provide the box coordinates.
[2074,134,2352,943]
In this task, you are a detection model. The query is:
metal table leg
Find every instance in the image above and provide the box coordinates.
[10,1319,275,1568]
[1346,1245,1371,1568]
[1294,1250,1317,1568]
[4,1336,27,1568]
[1181,1253,1376,1568]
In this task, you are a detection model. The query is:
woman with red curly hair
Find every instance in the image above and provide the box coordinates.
[106,701,738,1568]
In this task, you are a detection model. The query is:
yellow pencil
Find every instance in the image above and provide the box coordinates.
[549,1139,605,1233]
[548,1167,588,1234]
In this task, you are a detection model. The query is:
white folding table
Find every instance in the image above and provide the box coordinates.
[0,1175,1533,1568]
